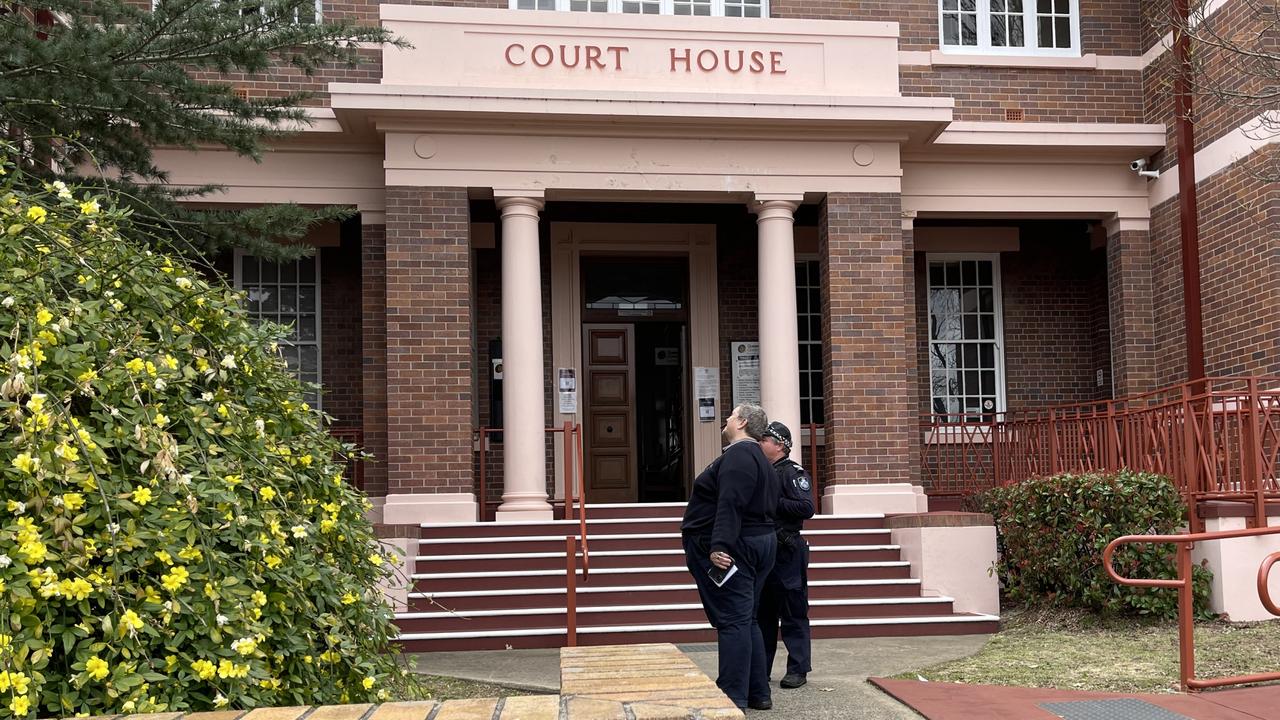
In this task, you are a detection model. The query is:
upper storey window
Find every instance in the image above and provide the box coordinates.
[511,0,765,18]
[939,0,1080,56]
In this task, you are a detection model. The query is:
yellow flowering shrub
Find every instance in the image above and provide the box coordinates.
[0,147,413,717]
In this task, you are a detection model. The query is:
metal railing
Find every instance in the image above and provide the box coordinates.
[475,423,585,523]
[1104,527,1280,692]
[920,377,1280,529]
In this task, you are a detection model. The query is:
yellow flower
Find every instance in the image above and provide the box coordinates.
[161,566,190,592]
[54,442,80,462]
[34,306,52,325]
[121,609,144,632]
[341,592,357,605]
[231,637,257,655]
[79,200,100,215]
[9,695,29,717]
[77,368,98,383]
[11,453,38,474]
[60,577,92,600]
[223,474,241,486]
[37,330,57,346]
[153,413,169,427]
[145,361,157,376]
[26,206,47,224]
[368,553,384,566]
[178,546,203,562]
[85,656,110,681]
[6,671,30,694]
[191,659,216,680]
[18,540,46,564]
[132,486,154,505]
[264,555,282,569]
[259,487,276,501]
[163,354,179,370]
[252,590,267,606]
[62,493,85,512]
[0,635,9,648]
[362,677,376,690]
[125,357,145,373]
[297,454,313,467]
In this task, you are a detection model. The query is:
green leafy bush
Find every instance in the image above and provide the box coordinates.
[0,148,412,718]
[979,470,1212,619]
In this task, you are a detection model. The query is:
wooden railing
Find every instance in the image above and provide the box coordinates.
[921,376,1280,530]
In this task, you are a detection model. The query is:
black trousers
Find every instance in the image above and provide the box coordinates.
[758,537,811,677]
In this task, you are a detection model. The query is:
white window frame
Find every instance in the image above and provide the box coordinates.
[151,0,322,24]
[925,252,1008,421]
[233,249,324,410]
[937,0,1081,57]
[509,0,768,18]
[795,256,823,428]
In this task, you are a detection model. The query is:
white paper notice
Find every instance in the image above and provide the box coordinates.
[731,341,760,407]
[694,367,718,422]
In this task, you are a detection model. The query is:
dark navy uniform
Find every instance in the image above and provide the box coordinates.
[758,455,815,683]
[681,438,778,710]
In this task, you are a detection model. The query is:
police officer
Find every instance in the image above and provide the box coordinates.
[681,403,779,711]
[756,421,814,689]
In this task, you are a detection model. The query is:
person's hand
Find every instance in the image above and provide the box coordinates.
[710,551,733,569]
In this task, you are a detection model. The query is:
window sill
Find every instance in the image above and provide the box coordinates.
[931,50,1094,69]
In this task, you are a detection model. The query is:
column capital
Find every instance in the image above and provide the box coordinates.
[750,197,801,222]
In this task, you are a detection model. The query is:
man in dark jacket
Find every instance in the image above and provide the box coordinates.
[680,403,778,711]
[757,421,815,689]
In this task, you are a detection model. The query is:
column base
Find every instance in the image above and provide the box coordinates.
[822,483,928,515]
[495,493,555,522]
[888,514,999,616]
[382,492,478,525]
[494,508,556,522]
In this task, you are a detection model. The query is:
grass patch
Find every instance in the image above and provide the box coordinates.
[900,606,1280,694]
[399,675,556,702]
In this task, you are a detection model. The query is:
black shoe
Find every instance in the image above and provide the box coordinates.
[780,673,807,689]
[748,699,773,710]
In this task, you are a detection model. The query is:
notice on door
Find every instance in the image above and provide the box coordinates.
[558,368,577,414]
[731,341,760,407]
[694,366,718,422]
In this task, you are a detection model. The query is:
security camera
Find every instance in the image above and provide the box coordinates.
[1130,158,1160,180]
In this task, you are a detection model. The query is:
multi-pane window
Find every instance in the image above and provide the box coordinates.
[235,253,323,408]
[513,0,764,16]
[153,0,321,23]
[796,260,823,426]
[927,255,1005,422]
[939,0,1078,55]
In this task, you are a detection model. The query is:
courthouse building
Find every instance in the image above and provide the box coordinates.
[160,0,1277,647]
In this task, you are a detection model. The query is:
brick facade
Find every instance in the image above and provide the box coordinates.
[820,193,914,484]
[1107,229,1158,395]
[384,187,474,494]
[319,224,364,426]
[361,223,389,497]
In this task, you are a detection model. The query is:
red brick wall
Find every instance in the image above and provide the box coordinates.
[1150,149,1280,381]
[1107,229,1157,395]
[384,187,474,494]
[912,224,1112,415]
[901,67,1143,123]
[717,232,759,413]
[820,193,913,485]
[320,224,364,426]
[361,223,389,497]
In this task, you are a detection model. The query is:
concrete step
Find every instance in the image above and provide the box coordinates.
[416,545,903,573]
[416,528,893,555]
[419,514,887,540]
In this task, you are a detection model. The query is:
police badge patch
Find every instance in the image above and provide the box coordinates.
[796,476,811,492]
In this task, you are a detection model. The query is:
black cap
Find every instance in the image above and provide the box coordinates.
[764,421,793,451]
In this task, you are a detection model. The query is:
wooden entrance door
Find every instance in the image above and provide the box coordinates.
[583,324,637,503]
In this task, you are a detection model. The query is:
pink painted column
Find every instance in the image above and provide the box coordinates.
[753,196,803,461]
[495,194,553,521]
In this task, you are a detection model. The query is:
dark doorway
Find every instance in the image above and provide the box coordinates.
[581,256,690,503]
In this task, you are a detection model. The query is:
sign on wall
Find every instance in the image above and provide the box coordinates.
[694,366,718,422]
[731,341,760,407]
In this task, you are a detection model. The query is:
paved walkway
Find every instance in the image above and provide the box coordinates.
[871,678,1280,720]
[412,634,990,719]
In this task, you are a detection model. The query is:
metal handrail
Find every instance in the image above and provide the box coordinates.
[475,424,581,522]
[1103,525,1280,691]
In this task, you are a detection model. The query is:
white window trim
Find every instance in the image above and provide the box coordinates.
[151,0,323,24]
[233,249,324,410]
[937,0,1081,58]
[795,255,822,431]
[509,0,769,18]
[924,252,1008,420]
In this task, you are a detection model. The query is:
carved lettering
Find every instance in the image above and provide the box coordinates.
[770,50,786,74]
[505,43,525,67]
[749,50,765,73]
[560,44,580,68]
[724,49,744,73]
[606,46,628,70]
[670,47,691,72]
[585,45,605,70]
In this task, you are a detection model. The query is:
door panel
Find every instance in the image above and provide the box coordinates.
[584,325,637,503]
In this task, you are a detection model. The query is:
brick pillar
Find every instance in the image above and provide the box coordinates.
[361,223,389,500]
[381,187,478,524]
[819,193,925,514]
[902,217,921,487]
[1107,227,1158,396]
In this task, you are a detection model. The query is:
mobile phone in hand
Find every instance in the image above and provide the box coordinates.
[707,561,738,587]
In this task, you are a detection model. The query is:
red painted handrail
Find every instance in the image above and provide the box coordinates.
[1103,525,1280,692]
